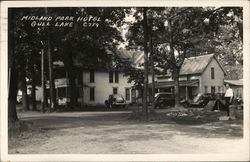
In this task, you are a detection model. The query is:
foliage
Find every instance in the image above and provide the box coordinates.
[123,7,243,82]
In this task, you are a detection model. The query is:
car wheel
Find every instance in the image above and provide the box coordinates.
[183,102,189,108]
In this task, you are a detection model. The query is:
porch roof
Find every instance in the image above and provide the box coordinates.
[150,79,199,88]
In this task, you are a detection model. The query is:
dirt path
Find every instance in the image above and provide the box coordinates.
[9,110,244,154]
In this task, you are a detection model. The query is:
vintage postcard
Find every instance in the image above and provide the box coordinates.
[0,0,249,161]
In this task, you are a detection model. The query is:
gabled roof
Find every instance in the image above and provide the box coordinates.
[116,49,143,65]
[179,54,226,76]
[53,49,144,71]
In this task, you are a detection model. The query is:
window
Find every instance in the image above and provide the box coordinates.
[211,67,215,79]
[109,71,113,83]
[218,86,221,93]
[90,70,95,83]
[90,87,95,101]
[211,86,215,94]
[125,88,130,101]
[115,71,119,83]
[113,87,118,95]
[205,86,208,93]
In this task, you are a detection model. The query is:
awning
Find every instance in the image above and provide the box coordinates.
[149,79,199,88]
[224,79,243,86]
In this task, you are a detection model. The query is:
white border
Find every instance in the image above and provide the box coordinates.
[1,0,249,161]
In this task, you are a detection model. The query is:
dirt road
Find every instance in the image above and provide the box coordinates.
[9,110,244,154]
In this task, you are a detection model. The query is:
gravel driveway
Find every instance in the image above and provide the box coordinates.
[9,109,244,154]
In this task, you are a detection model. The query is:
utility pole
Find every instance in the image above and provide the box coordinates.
[143,7,149,121]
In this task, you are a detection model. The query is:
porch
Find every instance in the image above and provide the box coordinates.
[153,79,200,100]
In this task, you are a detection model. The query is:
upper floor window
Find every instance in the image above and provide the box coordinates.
[115,71,119,83]
[211,67,215,80]
[90,70,95,83]
[109,71,113,83]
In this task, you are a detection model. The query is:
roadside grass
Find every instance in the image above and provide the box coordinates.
[128,105,243,124]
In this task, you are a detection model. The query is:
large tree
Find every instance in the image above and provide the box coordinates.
[8,7,129,117]
[124,7,243,108]
[51,7,129,108]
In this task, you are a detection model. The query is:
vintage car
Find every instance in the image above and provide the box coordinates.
[180,93,216,108]
[153,92,175,109]
[105,94,128,108]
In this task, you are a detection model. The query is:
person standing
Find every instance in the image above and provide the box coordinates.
[224,84,234,116]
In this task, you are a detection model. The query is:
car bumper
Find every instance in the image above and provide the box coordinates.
[113,102,127,106]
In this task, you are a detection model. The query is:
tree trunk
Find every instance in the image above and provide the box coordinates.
[149,27,155,107]
[168,19,181,108]
[21,66,29,110]
[142,7,149,120]
[8,9,18,122]
[68,69,77,109]
[8,67,19,123]
[63,40,77,109]
[31,65,37,110]
[41,48,48,112]
[47,36,57,111]
[173,69,181,107]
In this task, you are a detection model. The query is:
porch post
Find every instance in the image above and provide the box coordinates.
[186,86,189,100]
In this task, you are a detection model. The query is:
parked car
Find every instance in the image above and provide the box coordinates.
[105,94,128,108]
[153,92,175,109]
[180,93,215,108]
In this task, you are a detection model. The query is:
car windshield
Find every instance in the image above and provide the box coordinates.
[113,94,124,99]
[193,93,203,102]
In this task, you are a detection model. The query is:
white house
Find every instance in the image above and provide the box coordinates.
[82,71,134,105]
[155,54,226,100]
[81,49,145,106]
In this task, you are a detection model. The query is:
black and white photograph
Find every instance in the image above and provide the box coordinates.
[0,0,249,161]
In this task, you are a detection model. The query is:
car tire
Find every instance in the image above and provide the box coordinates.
[183,102,189,108]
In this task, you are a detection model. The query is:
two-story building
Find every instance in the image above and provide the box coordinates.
[82,70,132,105]
[51,49,145,106]
[155,54,226,100]
[82,49,150,106]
